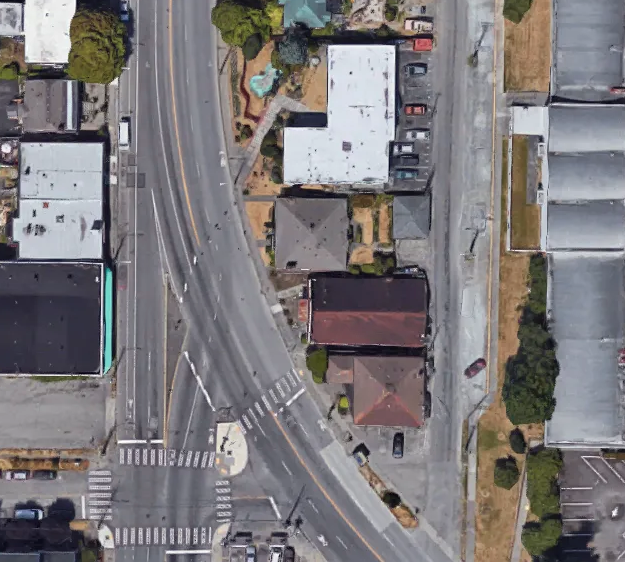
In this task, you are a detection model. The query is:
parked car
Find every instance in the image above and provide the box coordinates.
[394,169,419,180]
[404,63,428,77]
[413,38,433,52]
[392,432,404,459]
[404,18,433,32]
[405,104,427,116]
[396,155,420,167]
[464,358,487,379]
[120,0,130,21]
[245,545,256,562]
[6,470,30,481]
[15,508,44,521]
[33,470,57,480]
[404,129,431,141]
[353,450,368,467]
[392,142,415,156]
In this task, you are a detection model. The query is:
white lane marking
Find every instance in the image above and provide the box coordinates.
[281,460,293,476]
[193,451,200,468]
[269,389,278,403]
[130,527,136,545]
[185,450,193,467]
[208,430,215,445]
[261,395,272,411]
[123,528,128,546]
[183,352,217,412]
[269,496,281,520]
[337,536,348,549]
[142,449,148,466]
[208,451,215,468]
[201,451,209,468]
[255,402,265,417]
[285,387,306,407]
[275,382,286,398]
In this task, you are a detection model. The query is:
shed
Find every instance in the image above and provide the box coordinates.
[392,195,431,239]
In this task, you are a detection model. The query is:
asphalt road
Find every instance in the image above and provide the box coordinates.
[112,1,460,561]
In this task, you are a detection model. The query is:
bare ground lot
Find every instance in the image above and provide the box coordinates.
[504,0,552,92]
[0,378,106,449]
[510,136,541,250]
[245,201,274,241]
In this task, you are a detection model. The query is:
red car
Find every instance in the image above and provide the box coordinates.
[405,104,427,116]
[464,358,486,379]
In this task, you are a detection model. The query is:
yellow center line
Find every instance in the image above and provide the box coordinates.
[270,415,386,562]
[168,0,201,246]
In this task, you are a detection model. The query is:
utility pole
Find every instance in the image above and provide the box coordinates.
[283,485,305,528]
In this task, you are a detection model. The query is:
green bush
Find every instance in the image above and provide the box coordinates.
[503,0,532,24]
[337,395,349,415]
[526,448,562,518]
[306,347,328,379]
[494,457,520,490]
[312,371,325,384]
[240,124,254,140]
[270,165,283,184]
[509,428,527,454]
[384,4,398,21]
[300,333,308,344]
[360,263,375,274]
[521,519,562,557]
[277,27,308,66]
[381,491,401,509]
[261,144,281,158]
[384,256,395,272]
[0,63,18,80]
[67,9,126,84]
[348,264,360,275]
[242,33,263,60]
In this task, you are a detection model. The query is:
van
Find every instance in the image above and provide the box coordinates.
[119,118,130,150]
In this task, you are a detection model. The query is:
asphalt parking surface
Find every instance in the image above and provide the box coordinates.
[392,42,434,192]
[560,451,625,561]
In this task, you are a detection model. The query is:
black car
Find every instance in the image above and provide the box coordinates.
[396,155,419,167]
[32,470,57,480]
[392,432,404,459]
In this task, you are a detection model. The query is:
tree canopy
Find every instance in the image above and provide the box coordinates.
[494,457,520,490]
[306,347,328,379]
[211,0,271,47]
[526,448,562,518]
[67,9,126,84]
[509,428,527,454]
[277,27,308,66]
[521,519,562,557]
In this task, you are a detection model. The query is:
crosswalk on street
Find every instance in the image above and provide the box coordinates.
[114,526,211,547]
[118,447,215,469]
[88,470,112,521]
[214,480,232,523]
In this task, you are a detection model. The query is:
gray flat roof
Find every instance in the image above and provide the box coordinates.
[548,153,625,201]
[547,201,625,250]
[0,262,103,375]
[23,80,79,133]
[24,0,75,64]
[553,0,624,100]
[547,253,624,445]
[549,105,625,153]
[0,3,23,35]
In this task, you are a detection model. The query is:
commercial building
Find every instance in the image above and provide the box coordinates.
[308,276,428,347]
[13,142,104,260]
[0,3,23,36]
[23,80,79,133]
[283,45,396,186]
[274,197,348,271]
[24,0,76,65]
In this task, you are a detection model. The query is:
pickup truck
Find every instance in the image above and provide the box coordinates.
[393,142,415,155]
[404,18,433,33]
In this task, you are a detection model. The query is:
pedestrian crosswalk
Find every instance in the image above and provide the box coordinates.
[214,480,232,523]
[118,447,215,469]
[114,526,211,547]
[237,371,303,436]
[88,470,112,521]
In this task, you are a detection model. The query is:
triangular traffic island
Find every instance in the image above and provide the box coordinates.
[215,422,249,477]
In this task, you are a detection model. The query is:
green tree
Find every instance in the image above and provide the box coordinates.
[277,27,308,66]
[526,448,562,518]
[509,428,527,454]
[494,456,520,490]
[270,165,283,184]
[381,491,401,509]
[521,519,562,556]
[67,9,126,84]
[503,0,532,24]
[242,33,263,60]
[211,0,271,47]
[306,347,328,379]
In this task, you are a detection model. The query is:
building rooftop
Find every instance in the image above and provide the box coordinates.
[353,355,425,427]
[0,262,103,375]
[326,355,354,384]
[24,0,75,65]
[283,45,396,185]
[23,80,79,133]
[393,195,431,240]
[275,197,348,271]
[309,276,428,347]
[0,3,23,35]
[279,0,330,28]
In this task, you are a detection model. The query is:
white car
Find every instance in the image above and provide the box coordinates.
[404,129,431,141]
[120,0,130,21]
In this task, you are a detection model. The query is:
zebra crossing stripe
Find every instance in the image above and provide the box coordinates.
[159,449,165,466]
[193,451,200,468]
[242,415,253,429]
[150,449,156,466]
[154,527,159,545]
[276,382,286,397]
[255,402,265,417]
[146,527,151,545]
[217,511,231,517]
[123,528,128,546]
[208,451,215,468]
[287,373,297,386]
[238,421,247,435]
[88,477,110,483]
[193,528,198,545]
[185,528,191,544]
[135,449,140,466]
[185,451,192,467]
[162,528,167,545]
[177,452,184,467]
[119,449,125,464]
[89,493,111,498]
[216,487,230,493]
[281,377,290,391]
[216,504,231,509]
[269,389,278,402]
[90,470,111,476]
[142,449,148,466]
[201,451,209,468]
[170,528,175,545]
[138,528,144,545]
[130,528,136,546]
[115,528,120,544]
[177,528,183,545]
[216,480,229,485]
[201,528,207,545]
[262,395,272,411]
[88,501,110,506]
[89,485,111,491]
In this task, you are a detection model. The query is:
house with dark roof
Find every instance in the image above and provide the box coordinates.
[278,0,331,29]
[308,276,428,347]
[326,354,425,427]
[393,195,431,240]
[274,197,349,272]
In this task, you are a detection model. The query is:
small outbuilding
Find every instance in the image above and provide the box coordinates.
[393,194,431,240]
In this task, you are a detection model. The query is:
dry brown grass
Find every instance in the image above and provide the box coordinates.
[301,57,328,113]
[0,38,25,72]
[350,246,375,265]
[504,0,552,92]
[379,203,391,244]
[245,202,274,240]
[474,141,543,562]
[245,157,284,196]
[353,207,374,245]
[259,247,271,266]
[510,136,541,250]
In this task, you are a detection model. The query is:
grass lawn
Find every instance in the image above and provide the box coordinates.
[474,140,543,562]
[510,136,540,250]
[504,0,551,92]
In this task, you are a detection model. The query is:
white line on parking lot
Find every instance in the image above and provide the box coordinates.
[561,486,593,490]
[581,456,607,484]
[164,550,211,555]
[81,496,86,519]
[601,457,625,483]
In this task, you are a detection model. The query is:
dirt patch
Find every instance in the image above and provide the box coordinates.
[245,201,274,240]
[510,136,540,250]
[243,43,276,118]
[353,207,374,245]
[0,38,25,72]
[504,0,551,92]
[245,156,284,196]
[474,140,544,562]
[350,245,375,265]
[259,246,271,267]
[300,57,328,113]
[378,203,391,244]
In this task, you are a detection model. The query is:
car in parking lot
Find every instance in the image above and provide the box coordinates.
[392,432,405,459]
[395,154,419,167]
[120,0,130,21]
[5,470,30,481]
[245,545,256,562]
[464,358,487,379]
[404,63,427,77]
[15,508,44,521]
[33,470,57,480]
[404,129,430,141]
[393,142,415,155]
[394,169,419,180]
[405,103,427,115]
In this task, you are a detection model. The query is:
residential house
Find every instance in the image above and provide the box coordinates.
[279,0,330,28]
[393,194,431,240]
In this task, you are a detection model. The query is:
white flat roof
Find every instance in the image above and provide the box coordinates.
[511,106,549,136]
[24,0,75,64]
[13,199,103,260]
[20,142,104,200]
[283,45,396,185]
[0,3,23,35]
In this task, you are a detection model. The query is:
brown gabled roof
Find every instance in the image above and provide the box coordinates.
[353,356,425,427]
[326,355,354,384]
[309,276,428,347]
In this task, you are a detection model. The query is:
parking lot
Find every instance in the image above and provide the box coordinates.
[391,40,434,192]
[560,451,625,561]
